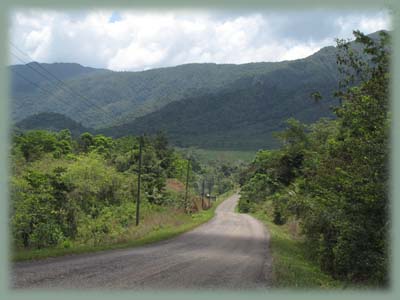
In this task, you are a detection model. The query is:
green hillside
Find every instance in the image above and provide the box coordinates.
[100,46,339,150]
[11,31,387,150]
[10,62,109,94]
[15,112,90,137]
[10,61,287,128]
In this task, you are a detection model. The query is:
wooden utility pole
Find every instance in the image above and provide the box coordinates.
[136,136,143,226]
[184,158,191,213]
[208,176,213,200]
[208,176,214,207]
[201,179,205,209]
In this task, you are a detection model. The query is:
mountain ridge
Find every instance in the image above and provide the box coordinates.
[11,30,387,150]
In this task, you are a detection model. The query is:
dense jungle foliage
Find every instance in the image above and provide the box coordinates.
[9,130,237,251]
[238,30,390,286]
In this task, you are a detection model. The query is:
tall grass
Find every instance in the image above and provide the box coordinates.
[250,203,343,289]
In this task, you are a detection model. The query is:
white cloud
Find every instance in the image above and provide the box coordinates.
[280,43,322,61]
[109,42,167,70]
[334,11,391,40]
[9,9,391,71]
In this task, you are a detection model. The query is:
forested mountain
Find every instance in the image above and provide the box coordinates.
[100,46,339,150]
[15,112,89,137]
[10,61,287,128]
[10,62,109,94]
[11,31,386,150]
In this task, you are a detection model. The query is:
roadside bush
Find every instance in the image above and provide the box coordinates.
[63,153,130,215]
[10,167,76,248]
[238,197,251,213]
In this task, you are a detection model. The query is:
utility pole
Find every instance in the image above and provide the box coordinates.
[136,135,143,226]
[209,176,214,203]
[184,158,191,213]
[201,179,205,209]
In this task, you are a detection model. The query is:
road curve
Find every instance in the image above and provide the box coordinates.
[12,193,272,290]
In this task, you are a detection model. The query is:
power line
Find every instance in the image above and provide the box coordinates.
[10,50,115,125]
[12,69,96,124]
[10,43,115,124]
[11,53,99,124]
[12,69,94,124]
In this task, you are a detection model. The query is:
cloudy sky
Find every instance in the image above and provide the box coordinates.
[9,9,390,71]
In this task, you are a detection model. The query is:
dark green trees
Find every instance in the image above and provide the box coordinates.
[239,30,390,286]
[303,30,390,284]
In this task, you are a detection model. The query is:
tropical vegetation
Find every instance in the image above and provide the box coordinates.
[238,30,390,287]
[9,130,237,259]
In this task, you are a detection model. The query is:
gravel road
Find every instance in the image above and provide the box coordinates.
[12,193,271,290]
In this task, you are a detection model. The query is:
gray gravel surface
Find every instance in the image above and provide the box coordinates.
[12,193,271,290]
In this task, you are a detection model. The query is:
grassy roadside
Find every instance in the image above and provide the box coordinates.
[251,209,344,289]
[13,190,235,262]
